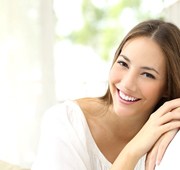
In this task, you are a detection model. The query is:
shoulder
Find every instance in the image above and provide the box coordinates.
[41,100,83,131]
[43,100,76,120]
[76,97,108,118]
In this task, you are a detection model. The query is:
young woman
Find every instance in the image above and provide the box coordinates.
[32,19,180,170]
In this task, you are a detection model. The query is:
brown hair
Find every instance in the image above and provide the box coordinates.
[100,19,180,110]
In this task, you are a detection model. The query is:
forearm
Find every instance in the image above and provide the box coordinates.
[110,143,140,170]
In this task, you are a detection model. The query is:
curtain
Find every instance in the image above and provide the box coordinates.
[0,0,55,168]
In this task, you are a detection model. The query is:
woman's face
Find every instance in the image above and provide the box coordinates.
[109,36,166,120]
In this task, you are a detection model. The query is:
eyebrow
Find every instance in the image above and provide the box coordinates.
[119,54,160,75]
[120,54,130,62]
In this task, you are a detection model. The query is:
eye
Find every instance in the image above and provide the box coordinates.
[117,60,129,68]
[142,72,156,79]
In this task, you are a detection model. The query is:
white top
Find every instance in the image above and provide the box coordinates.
[155,131,180,170]
[31,100,145,170]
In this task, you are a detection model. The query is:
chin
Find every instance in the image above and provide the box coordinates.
[113,105,136,117]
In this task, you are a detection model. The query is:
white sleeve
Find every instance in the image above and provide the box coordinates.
[31,104,91,170]
[155,131,180,170]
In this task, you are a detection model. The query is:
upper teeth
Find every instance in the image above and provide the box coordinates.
[119,91,137,101]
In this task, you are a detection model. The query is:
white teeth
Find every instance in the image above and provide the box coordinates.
[119,91,137,102]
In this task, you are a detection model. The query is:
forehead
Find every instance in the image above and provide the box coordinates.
[120,36,166,70]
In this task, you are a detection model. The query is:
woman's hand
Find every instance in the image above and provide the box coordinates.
[145,129,178,170]
[145,107,180,170]
[127,99,180,160]
[111,99,180,170]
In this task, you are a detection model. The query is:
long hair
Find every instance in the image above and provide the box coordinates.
[100,19,180,110]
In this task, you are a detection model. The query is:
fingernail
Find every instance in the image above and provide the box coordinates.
[156,160,160,166]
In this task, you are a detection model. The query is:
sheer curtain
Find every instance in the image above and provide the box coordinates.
[0,0,109,168]
[0,0,55,168]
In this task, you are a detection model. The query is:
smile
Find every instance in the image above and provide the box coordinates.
[119,90,139,102]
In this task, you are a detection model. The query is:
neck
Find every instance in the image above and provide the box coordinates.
[103,108,149,141]
[77,97,149,141]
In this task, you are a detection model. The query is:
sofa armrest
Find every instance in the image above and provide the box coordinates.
[0,160,30,170]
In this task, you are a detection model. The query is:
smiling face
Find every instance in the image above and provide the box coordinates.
[109,36,166,120]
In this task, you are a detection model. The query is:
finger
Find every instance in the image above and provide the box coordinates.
[157,122,180,144]
[172,106,180,112]
[145,153,156,170]
[155,98,180,117]
[158,111,180,125]
[156,129,178,164]
[145,141,160,170]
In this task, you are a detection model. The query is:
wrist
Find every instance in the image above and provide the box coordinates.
[111,143,141,170]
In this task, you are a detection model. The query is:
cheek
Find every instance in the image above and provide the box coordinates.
[142,82,165,102]
[109,67,122,84]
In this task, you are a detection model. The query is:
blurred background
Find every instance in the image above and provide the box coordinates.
[0,0,179,168]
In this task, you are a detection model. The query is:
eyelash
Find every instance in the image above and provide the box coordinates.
[141,73,156,79]
[117,60,156,79]
[117,60,129,68]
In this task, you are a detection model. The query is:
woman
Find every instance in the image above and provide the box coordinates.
[32,19,180,170]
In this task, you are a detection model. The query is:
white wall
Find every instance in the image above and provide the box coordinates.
[163,0,180,27]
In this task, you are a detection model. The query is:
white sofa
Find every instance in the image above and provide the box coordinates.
[0,160,29,170]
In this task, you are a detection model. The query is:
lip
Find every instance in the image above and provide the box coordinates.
[117,89,140,104]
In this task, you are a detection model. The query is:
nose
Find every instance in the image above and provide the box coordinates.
[120,70,137,92]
